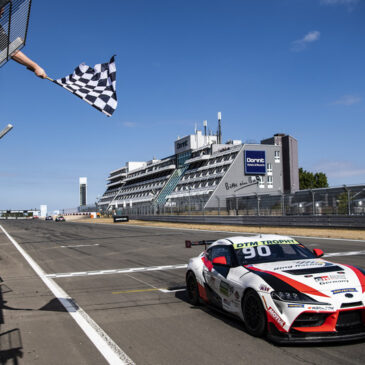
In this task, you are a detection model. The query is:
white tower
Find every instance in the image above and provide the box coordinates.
[79,177,87,206]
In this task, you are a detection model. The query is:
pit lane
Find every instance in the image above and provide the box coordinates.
[0,220,364,364]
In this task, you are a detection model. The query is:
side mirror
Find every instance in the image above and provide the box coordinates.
[313,248,324,258]
[212,256,228,265]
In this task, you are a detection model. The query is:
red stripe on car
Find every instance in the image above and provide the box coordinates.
[197,283,209,302]
[202,256,213,272]
[248,266,329,298]
[341,264,365,293]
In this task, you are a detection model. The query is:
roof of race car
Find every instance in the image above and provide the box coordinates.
[211,234,299,249]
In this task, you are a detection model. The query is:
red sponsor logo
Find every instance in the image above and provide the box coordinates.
[268,307,285,328]
[315,275,330,282]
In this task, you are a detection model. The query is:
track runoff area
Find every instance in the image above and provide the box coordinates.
[0,221,364,365]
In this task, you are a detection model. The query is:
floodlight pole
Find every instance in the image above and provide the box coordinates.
[0,124,13,139]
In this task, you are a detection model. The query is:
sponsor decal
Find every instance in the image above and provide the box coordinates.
[234,239,299,249]
[245,150,266,175]
[315,275,329,282]
[273,260,330,271]
[305,275,313,278]
[219,281,234,297]
[287,304,304,308]
[259,284,270,292]
[314,274,349,285]
[307,305,335,311]
[331,288,357,295]
[267,307,285,328]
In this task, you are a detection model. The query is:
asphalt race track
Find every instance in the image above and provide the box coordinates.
[0,220,364,365]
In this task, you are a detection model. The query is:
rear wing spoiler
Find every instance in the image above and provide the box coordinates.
[185,240,215,249]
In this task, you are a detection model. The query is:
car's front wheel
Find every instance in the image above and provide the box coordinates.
[242,289,267,337]
[186,272,201,306]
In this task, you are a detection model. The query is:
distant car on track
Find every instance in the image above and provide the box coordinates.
[185,234,365,344]
[55,216,65,222]
[45,216,53,221]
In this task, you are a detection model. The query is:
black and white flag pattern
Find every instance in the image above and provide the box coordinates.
[55,56,117,117]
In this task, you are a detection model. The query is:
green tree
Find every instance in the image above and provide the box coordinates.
[299,168,329,190]
[313,172,328,189]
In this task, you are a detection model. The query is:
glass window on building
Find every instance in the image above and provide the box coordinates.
[177,151,192,167]
[258,176,264,188]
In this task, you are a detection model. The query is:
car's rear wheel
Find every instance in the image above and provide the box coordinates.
[242,289,267,337]
[186,272,201,306]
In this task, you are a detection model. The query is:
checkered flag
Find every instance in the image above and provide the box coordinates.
[54,56,117,117]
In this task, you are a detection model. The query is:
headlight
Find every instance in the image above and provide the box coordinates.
[271,291,329,305]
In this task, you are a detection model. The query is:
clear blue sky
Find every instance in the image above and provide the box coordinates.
[1,0,364,211]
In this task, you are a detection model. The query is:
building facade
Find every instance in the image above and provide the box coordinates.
[98,128,298,212]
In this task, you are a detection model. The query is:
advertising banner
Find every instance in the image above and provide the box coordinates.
[245,150,266,175]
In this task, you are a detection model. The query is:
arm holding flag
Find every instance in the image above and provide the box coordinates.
[11,50,47,79]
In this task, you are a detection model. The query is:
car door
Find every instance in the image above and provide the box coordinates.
[203,245,235,308]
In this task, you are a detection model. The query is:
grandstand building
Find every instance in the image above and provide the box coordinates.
[98,124,298,212]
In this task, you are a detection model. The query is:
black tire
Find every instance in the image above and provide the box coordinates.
[242,289,267,337]
[186,272,201,306]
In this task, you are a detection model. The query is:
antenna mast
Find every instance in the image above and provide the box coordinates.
[217,112,222,144]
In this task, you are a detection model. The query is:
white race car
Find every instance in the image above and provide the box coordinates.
[185,234,365,343]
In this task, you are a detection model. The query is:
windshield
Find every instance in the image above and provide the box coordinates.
[234,241,316,265]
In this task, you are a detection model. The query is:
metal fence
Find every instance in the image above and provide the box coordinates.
[65,185,365,218]
[0,0,32,67]
[109,185,365,217]
[226,186,365,216]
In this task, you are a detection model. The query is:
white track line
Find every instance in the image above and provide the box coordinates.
[86,222,365,242]
[46,264,188,279]
[60,244,100,248]
[46,250,365,279]
[324,250,365,257]
[0,225,134,365]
